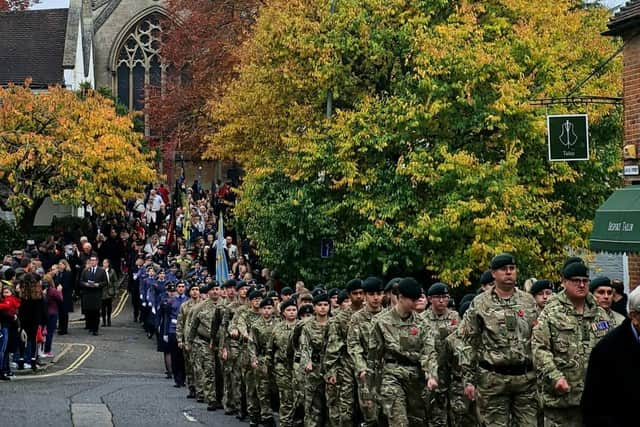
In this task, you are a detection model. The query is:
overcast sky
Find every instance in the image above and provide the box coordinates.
[31,0,628,10]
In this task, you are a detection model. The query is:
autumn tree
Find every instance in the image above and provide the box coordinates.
[0,0,39,11]
[146,0,260,166]
[0,84,157,232]
[208,0,622,286]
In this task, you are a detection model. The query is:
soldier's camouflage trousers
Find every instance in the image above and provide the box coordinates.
[379,366,425,427]
[543,407,582,427]
[449,381,479,427]
[223,344,242,412]
[184,347,195,389]
[357,376,379,427]
[274,362,296,427]
[476,369,537,427]
[192,338,216,404]
[304,368,327,427]
[255,362,273,422]
[424,387,448,427]
[293,360,305,423]
[326,363,353,427]
[245,359,269,424]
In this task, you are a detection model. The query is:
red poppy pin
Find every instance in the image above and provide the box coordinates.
[533,319,539,327]
[451,319,458,326]
[517,309,524,318]
[410,327,418,336]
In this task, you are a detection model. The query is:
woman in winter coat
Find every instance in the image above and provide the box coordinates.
[43,273,63,357]
[101,259,119,327]
[17,273,44,371]
[55,259,74,335]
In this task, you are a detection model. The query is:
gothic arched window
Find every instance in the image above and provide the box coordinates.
[115,14,164,111]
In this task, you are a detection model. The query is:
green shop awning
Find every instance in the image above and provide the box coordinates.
[590,186,640,253]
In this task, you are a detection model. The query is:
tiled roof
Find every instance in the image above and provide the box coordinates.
[0,9,69,88]
[604,0,640,36]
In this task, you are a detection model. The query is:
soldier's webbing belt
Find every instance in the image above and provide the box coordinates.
[384,355,420,368]
[479,360,533,376]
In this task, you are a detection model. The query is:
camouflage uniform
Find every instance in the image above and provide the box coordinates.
[233,307,262,424]
[290,317,310,425]
[220,299,247,413]
[368,307,428,427]
[267,319,297,427]
[458,287,539,427]
[187,298,219,406]
[323,307,355,427]
[605,308,625,328]
[347,306,382,427]
[300,318,330,427]
[250,316,277,425]
[420,308,459,427]
[176,297,199,395]
[532,291,612,427]
[445,330,479,427]
[184,299,206,400]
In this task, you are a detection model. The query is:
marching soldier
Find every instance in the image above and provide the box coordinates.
[249,298,278,427]
[589,276,625,327]
[176,282,200,398]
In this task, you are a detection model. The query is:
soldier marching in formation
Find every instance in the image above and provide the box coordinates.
[146,252,624,427]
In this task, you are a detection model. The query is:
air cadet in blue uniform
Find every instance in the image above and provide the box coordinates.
[165,281,188,387]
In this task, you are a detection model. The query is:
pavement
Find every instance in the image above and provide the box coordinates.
[1,292,248,427]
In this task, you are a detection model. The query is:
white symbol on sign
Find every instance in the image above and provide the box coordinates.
[559,120,578,147]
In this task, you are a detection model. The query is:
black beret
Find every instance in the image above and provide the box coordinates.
[460,293,476,306]
[279,299,296,312]
[200,283,212,293]
[490,253,516,270]
[328,288,340,298]
[266,290,278,298]
[281,286,294,296]
[346,279,363,293]
[188,282,200,291]
[459,301,472,318]
[313,292,330,305]
[337,290,349,304]
[384,277,402,292]
[210,281,221,288]
[235,280,249,291]
[362,277,384,293]
[298,304,314,317]
[398,277,422,300]
[223,279,237,289]
[530,279,553,295]
[248,289,262,300]
[427,282,449,296]
[166,283,177,292]
[562,256,584,270]
[562,261,589,279]
[259,298,274,308]
[590,276,612,292]
[480,270,494,285]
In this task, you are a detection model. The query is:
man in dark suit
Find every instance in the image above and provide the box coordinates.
[79,255,107,335]
[581,286,640,426]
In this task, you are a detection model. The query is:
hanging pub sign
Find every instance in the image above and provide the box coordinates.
[547,114,589,161]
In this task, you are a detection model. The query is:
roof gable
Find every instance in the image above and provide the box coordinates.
[604,0,640,36]
[0,9,69,88]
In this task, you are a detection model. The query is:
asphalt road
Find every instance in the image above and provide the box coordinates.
[0,293,247,427]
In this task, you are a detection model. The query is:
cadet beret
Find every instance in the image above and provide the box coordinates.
[480,270,494,285]
[266,290,278,299]
[210,281,221,288]
[248,289,262,300]
[460,293,476,307]
[398,277,422,300]
[200,283,212,293]
[188,282,200,291]
[530,280,553,295]
[337,290,349,304]
[235,280,249,291]
[490,253,516,270]
[298,304,314,317]
[313,292,330,305]
[279,299,296,312]
[428,282,449,296]
[562,256,584,270]
[459,301,472,318]
[562,261,589,279]
[384,277,402,292]
[328,288,340,298]
[589,276,611,292]
[346,279,363,293]
[281,286,294,296]
[259,298,274,308]
[223,279,237,289]
[362,277,384,293]
[166,283,177,292]
[311,288,325,298]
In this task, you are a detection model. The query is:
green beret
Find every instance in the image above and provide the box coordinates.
[223,279,237,289]
[460,293,476,306]
[490,253,516,270]
[398,277,422,300]
[346,279,363,293]
[210,281,221,288]
[480,270,494,285]
[312,292,330,305]
[259,298,274,308]
[200,283,212,293]
[384,277,402,292]
[530,279,553,295]
[281,286,294,296]
[458,301,472,318]
[328,288,340,298]
[337,290,349,304]
[362,277,383,293]
[298,304,314,317]
[248,289,262,300]
[589,275,611,292]
[562,261,589,279]
[235,280,249,291]
[427,282,449,296]
[266,290,278,299]
[562,256,584,270]
[279,299,296,312]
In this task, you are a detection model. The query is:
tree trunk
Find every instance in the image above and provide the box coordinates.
[18,198,44,234]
